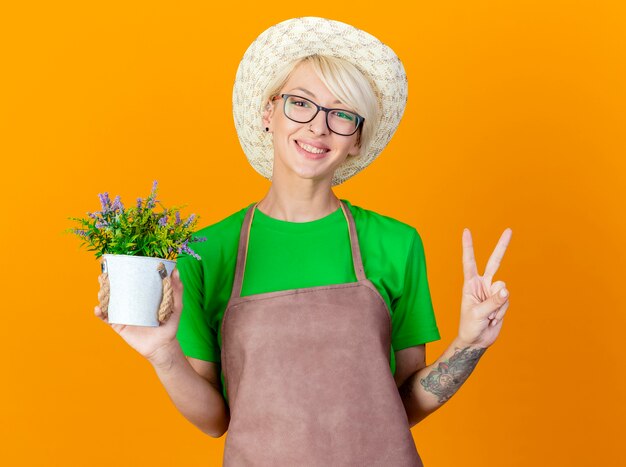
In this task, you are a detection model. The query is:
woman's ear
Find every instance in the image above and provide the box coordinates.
[348,134,362,158]
[262,98,275,132]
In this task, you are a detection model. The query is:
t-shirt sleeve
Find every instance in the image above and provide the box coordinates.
[175,242,221,363]
[391,228,441,350]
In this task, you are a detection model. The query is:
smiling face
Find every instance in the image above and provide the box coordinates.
[262,61,361,187]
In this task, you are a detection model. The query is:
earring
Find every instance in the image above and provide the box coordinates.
[265,127,269,132]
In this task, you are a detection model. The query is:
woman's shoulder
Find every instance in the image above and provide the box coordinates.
[184,203,253,260]
[343,199,418,240]
[192,203,251,237]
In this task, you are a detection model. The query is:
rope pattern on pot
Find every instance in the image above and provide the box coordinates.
[156,263,174,323]
[97,271,110,314]
[97,262,174,324]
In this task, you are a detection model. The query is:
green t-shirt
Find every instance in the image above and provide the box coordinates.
[175,199,441,405]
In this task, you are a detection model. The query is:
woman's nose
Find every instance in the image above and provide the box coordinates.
[308,110,328,135]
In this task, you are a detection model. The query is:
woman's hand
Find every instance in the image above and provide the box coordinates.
[457,228,512,349]
[94,264,184,361]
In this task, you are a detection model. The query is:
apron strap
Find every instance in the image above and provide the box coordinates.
[230,199,366,299]
[339,200,367,282]
[231,202,257,299]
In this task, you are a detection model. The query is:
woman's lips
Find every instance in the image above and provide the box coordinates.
[294,140,330,160]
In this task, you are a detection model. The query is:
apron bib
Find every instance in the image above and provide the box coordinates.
[220,200,423,466]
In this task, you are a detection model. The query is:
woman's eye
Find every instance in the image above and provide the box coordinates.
[292,99,309,107]
[335,111,355,121]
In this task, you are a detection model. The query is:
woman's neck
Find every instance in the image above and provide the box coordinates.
[256,189,341,222]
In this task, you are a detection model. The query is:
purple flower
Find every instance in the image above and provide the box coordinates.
[137,197,143,210]
[178,243,201,260]
[192,236,207,243]
[111,195,124,212]
[146,180,158,209]
[87,211,98,219]
[183,213,196,228]
[158,216,168,226]
[98,192,111,212]
[95,221,109,229]
[73,229,88,237]
[175,211,181,225]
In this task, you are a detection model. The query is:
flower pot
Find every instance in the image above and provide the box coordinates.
[102,254,177,327]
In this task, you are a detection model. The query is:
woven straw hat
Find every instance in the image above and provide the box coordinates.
[232,16,408,186]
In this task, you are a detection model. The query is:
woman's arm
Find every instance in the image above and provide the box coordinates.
[148,340,230,438]
[400,228,513,427]
[398,336,486,427]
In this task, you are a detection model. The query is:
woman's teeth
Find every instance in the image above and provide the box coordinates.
[297,141,328,154]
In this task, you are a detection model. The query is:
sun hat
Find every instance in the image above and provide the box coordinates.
[232,16,408,186]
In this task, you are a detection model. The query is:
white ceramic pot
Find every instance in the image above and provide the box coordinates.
[102,254,177,327]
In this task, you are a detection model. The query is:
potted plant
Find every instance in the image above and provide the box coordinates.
[65,180,206,326]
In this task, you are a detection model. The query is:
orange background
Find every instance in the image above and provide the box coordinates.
[2,1,625,466]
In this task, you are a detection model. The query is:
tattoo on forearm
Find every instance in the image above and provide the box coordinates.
[419,346,487,403]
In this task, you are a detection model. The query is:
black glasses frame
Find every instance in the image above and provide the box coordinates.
[274,93,364,136]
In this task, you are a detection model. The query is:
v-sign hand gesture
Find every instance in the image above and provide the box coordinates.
[457,228,512,349]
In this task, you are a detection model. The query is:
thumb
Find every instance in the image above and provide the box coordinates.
[477,286,509,319]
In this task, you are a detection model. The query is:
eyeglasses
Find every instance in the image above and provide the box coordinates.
[272,94,364,136]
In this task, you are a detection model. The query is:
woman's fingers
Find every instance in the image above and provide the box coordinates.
[489,299,510,327]
[475,284,509,321]
[495,299,510,321]
[482,228,512,287]
[462,229,479,284]
[94,305,109,324]
[488,281,506,319]
[489,315,505,328]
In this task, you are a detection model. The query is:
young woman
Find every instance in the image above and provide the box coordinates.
[95,17,512,466]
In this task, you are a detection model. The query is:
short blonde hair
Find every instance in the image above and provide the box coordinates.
[260,54,380,156]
